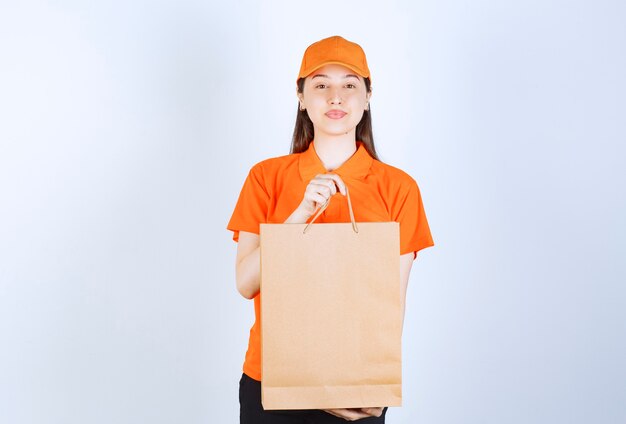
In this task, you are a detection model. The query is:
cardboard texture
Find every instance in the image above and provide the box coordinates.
[260,187,402,410]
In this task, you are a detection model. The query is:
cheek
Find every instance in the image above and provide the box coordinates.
[350,110,365,123]
[349,97,367,112]
[308,98,329,112]
[348,91,367,103]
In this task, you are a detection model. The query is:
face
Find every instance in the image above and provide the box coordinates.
[297,63,372,139]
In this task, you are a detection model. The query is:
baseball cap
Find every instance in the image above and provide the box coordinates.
[297,35,371,84]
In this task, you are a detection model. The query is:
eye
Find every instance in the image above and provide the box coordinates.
[346,83,357,89]
[315,84,326,89]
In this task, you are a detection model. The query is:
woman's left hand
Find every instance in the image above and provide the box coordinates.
[322,407,384,421]
[360,407,384,417]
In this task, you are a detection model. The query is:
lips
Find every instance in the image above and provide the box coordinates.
[325,110,347,119]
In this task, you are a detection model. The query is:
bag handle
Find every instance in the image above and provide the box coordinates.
[302,185,359,234]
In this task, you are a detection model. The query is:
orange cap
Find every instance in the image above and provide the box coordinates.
[297,35,371,84]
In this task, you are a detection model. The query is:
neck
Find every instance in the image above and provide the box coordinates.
[313,133,358,172]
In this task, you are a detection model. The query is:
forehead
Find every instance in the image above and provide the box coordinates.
[308,63,363,80]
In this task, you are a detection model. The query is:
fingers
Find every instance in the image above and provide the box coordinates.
[305,186,328,208]
[309,182,335,200]
[305,173,346,209]
[299,173,348,218]
[313,173,347,196]
[321,408,372,421]
[360,407,384,417]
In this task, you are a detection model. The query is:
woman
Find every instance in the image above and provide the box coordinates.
[227,35,434,423]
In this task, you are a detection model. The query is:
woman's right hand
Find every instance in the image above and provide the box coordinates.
[288,173,347,223]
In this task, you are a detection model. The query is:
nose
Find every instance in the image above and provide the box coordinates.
[328,89,342,104]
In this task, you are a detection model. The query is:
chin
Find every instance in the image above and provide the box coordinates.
[321,129,356,137]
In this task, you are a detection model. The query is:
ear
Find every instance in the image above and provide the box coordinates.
[297,91,305,108]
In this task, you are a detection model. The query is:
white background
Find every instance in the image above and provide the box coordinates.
[1,1,625,423]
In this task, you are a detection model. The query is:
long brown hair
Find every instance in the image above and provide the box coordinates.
[290,77,380,161]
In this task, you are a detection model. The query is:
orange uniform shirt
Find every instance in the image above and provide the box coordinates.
[227,140,434,381]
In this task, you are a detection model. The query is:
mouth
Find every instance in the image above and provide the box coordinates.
[325,110,347,119]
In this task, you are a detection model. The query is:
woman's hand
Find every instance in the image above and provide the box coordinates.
[360,407,384,417]
[322,407,384,421]
[285,173,347,224]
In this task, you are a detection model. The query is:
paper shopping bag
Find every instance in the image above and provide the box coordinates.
[259,187,402,410]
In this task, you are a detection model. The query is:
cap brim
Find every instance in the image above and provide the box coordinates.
[298,61,369,82]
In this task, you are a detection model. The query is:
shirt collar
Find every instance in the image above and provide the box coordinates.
[298,140,373,182]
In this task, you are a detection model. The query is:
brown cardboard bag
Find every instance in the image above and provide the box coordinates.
[259,187,402,410]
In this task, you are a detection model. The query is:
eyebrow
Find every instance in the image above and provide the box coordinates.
[311,74,360,80]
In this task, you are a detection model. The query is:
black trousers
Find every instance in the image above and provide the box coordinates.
[239,373,388,424]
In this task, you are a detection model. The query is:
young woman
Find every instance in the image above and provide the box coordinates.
[227,35,434,423]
